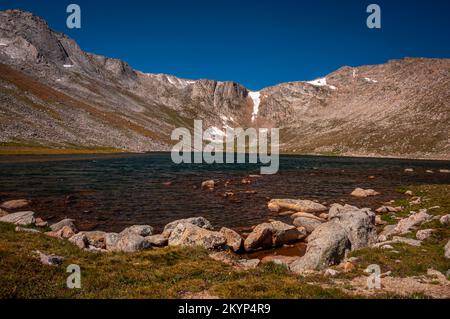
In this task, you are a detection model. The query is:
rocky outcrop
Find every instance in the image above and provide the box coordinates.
[267,199,327,213]
[168,223,226,250]
[0,211,35,225]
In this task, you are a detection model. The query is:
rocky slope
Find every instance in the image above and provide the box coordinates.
[0,9,449,158]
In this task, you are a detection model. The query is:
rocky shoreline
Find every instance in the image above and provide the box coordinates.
[1,184,449,280]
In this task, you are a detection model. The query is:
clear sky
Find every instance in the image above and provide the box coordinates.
[1,0,450,90]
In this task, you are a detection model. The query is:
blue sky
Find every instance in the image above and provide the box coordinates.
[1,0,450,90]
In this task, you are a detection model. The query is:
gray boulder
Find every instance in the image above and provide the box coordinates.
[50,219,77,232]
[328,204,377,250]
[121,225,154,237]
[290,222,350,273]
[109,231,151,252]
[220,227,243,252]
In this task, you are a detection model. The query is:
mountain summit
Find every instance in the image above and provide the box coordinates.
[1,10,449,158]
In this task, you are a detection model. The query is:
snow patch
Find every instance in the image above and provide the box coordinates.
[306,77,337,90]
[0,43,7,46]
[63,64,74,68]
[249,91,261,122]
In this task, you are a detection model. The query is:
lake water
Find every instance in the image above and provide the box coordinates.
[0,153,449,233]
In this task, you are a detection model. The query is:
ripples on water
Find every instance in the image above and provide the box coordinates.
[0,153,449,232]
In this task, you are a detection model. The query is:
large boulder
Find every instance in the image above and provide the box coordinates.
[220,227,243,252]
[290,222,350,273]
[121,225,154,237]
[328,204,377,250]
[292,213,324,233]
[50,219,77,232]
[104,233,120,250]
[0,211,35,225]
[394,210,431,235]
[69,233,89,249]
[168,223,226,250]
[267,199,327,213]
[162,217,213,238]
[244,221,304,251]
[83,231,108,249]
[0,199,31,210]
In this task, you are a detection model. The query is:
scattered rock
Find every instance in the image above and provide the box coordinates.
[292,214,324,233]
[350,188,380,198]
[405,190,413,196]
[244,221,304,251]
[426,170,434,174]
[35,250,64,266]
[378,224,397,242]
[220,227,243,252]
[394,210,431,234]
[241,178,252,185]
[290,222,350,273]
[445,240,450,259]
[168,223,226,250]
[375,236,422,247]
[416,229,434,241]
[0,211,35,225]
[440,214,450,225]
[50,219,77,232]
[376,206,402,214]
[162,217,213,238]
[35,217,48,228]
[410,197,422,205]
[324,268,339,277]
[267,199,327,213]
[0,199,31,210]
[201,180,215,189]
[69,232,89,249]
[145,234,168,247]
[261,255,298,269]
[15,226,40,234]
[235,259,260,270]
[110,231,151,252]
[121,225,154,237]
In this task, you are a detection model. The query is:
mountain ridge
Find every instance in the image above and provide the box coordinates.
[1,10,449,159]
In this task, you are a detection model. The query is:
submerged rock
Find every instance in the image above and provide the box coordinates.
[0,211,35,225]
[0,199,31,210]
[350,188,380,198]
[267,199,327,213]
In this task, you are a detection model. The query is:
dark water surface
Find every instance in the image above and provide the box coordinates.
[0,153,449,233]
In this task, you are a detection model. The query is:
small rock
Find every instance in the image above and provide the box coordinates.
[35,218,48,228]
[426,170,434,174]
[439,169,450,173]
[0,211,35,225]
[440,214,450,225]
[416,229,434,241]
[350,188,380,198]
[375,215,387,226]
[121,225,154,237]
[410,197,422,205]
[201,180,215,189]
[235,259,260,270]
[445,240,450,259]
[0,199,31,210]
[15,226,40,234]
[69,233,89,249]
[404,168,414,173]
[267,199,327,213]
[324,268,339,277]
[405,190,413,196]
[220,227,243,252]
[341,261,355,272]
[145,234,168,247]
[380,244,394,250]
[50,219,77,232]
[35,250,64,266]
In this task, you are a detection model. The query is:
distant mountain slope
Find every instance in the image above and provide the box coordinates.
[0,10,449,158]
